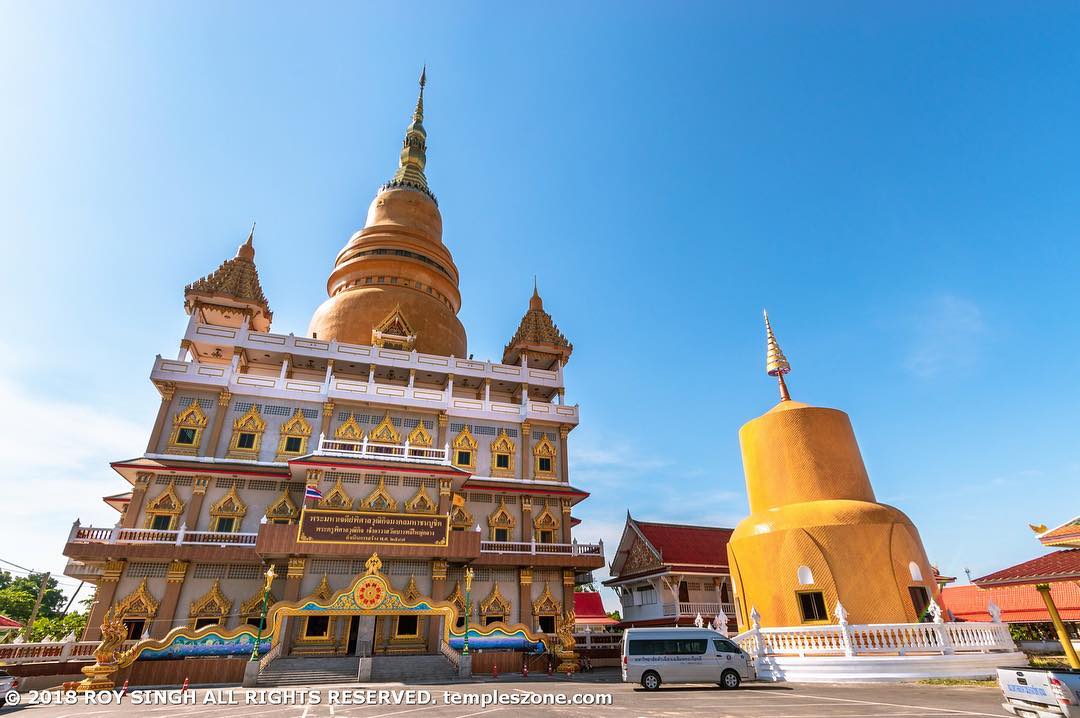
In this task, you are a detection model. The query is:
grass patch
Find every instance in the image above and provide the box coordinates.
[916,678,997,687]
[1027,654,1070,669]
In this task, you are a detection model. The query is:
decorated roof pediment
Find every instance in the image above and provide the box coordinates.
[533,434,557,458]
[452,425,478,450]
[450,503,473,528]
[359,478,398,512]
[335,414,365,441]
[404,485,437,514]
[147,481,184,515]
[532,583,561,615]
[266,486,299,520]
[311,575,333,602]
[488,500,516,529]
[280,409,312,437]
[190,579,232,618]
[621,534,662,575]
[492,429,515,454]
[174,403,209,428]
[369,414,401,444]
[209,486,247,519]
[318,478,353,511]
[241,587,278,616]
[115,578,160,618]
[479,583,512,617]
[407,421,433,448]
[232,405,266,432]
[533,506,559,530]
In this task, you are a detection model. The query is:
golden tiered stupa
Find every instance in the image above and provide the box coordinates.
[309,67,468,357]
[726,312,942,628]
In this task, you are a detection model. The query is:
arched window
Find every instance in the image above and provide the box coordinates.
[797,565,814,586]
[909,562,923,582]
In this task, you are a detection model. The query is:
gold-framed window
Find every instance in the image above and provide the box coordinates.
[166,403,208,455]
[533,434,557,478]
[208,486,247,533]
[452,425,478,469]
[490,429,515,477]
[226,405,266,459]
[487,499,516,542]
[144,481,185,531]
[275,409,312,461]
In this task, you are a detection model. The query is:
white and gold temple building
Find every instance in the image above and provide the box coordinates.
[61,71,604,662]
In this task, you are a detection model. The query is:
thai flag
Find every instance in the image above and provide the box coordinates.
[305,484,323,502]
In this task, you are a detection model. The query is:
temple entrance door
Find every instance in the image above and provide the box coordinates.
[346,617,360,655]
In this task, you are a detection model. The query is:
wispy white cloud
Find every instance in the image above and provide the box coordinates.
[903,294,987,378]
[0,358,145,591]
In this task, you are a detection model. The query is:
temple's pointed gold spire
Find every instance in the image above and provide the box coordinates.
[385,66,435,202]
[764,309,791,402]
[238,222,255,260]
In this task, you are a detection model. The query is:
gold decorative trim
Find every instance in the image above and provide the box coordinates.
[318,477,354,511]
[144,480,185,530]
[359,478,397,512]
[208,486,247,532]
[115,578,160,618]
[265,485,299,522]
[369,414,401,444]
[189,579,232,627]
[166,402,208,455]
[407,421,433,448]
[240,587,278,617]
[479,583,512,620]
[532,583,561,616]
[311,575,333,602]
[335,414,365,441]
[487,498,516,540]
[275,408,312,461]
[404,485,437,514]
[450,503,473,530]
[490,429,516,477]
[166,560,189,584]
[451,425,478,469]
[533,434,557,478]
[226,405,265,459]
[287,557,306,578]
[431,559,448,581]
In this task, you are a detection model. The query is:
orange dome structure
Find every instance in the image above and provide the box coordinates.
[727,312,941,628]
[309,68,467,357]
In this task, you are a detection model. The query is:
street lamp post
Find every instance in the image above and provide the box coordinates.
[250,565,276,662]
[463,567,474,656]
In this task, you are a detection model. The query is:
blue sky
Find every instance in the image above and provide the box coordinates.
[2,2,1079,605]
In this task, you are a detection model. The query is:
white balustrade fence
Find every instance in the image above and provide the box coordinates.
[0,640,138,665]
[68,522,258,547]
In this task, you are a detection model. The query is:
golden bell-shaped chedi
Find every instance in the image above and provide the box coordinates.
[308,68,467,357]
[727,312,941,628]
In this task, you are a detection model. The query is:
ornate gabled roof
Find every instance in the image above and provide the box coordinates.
[184,226,272,330]
[502,283,573,368]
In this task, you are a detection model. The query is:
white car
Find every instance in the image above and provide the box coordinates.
[622,627,756,691]
[998,666,1080,717]
[0,670,19,706]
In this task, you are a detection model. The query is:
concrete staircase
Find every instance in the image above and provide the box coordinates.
[257,656,360,686]
[369,654,459,683]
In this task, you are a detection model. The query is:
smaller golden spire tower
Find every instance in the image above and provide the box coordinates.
[764,310,791,402]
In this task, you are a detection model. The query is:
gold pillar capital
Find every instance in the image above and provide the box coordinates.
[438,413,449,427]
[562,569,575,587]
[559,425,569,439]
[322,401,335,416]
[192,475,210,495]
[432,560,448,581]
[135,472,154,487]
[439,478,452,496]
[217,389,232,407]
[101,560,125,583]
[520,567,533,585]
[158,383,176,401]
[287,557,306,578]
[166,560,189,583]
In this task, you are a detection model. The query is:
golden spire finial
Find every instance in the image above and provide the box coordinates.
[386,66,435,202]
[237,222,256,261]
[530,276,542,310]
[764,309,791,402]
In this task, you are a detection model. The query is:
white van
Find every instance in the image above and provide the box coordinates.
[621,627,755,690]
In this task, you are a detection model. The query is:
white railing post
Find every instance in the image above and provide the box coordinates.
[110,523,121,543]
[176,524,186,546]
[748,607,763,658]
[928,598,954,654]
[68,519,81,542]
[835,601,854,657]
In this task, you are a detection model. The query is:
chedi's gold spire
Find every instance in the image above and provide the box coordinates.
[385,66,435,203]
[763,309,791,402]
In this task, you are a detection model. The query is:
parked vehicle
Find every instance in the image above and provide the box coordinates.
[0,670,18,706]
[621,627,755,691]
[997,666,1080,717]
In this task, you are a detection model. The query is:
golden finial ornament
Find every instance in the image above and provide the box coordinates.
[764,309,791,402]
[385,66,435,202]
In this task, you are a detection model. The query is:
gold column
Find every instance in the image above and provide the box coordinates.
[519,567,533,627]
[199,389,232,457]
[562,569,576,622]
[426,560,448,650]
[285,558,306,601]
[145,384,176,453]
[560,498,572,544]
[558,425,570,483]
[121,473,155,529]
[437,478,451,515]
[521,422,532,481]
[1036,583,1080,668]
[183,476,210,530]
[521,496,533,544]
[83,560,125,640]
[437,412,448,447]
[152,560,190,637]
[320,401,335,437]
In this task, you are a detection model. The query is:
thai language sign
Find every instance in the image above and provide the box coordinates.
[297,509,449,547]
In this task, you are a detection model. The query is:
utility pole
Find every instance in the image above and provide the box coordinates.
[22,571,50,641]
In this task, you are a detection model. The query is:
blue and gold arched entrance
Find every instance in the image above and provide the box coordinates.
[268,554,548,658]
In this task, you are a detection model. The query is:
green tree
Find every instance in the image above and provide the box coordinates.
[0,571,66,623]
[28,612,89,643]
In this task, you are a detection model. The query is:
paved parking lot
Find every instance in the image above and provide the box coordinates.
[4,675,1011,718]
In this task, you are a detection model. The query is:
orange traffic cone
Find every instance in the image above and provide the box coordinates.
[547,661,553,676]
[120,679,129,696]
[522,661,528,678]
[492,663,498,679]
[181,676,189,691]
